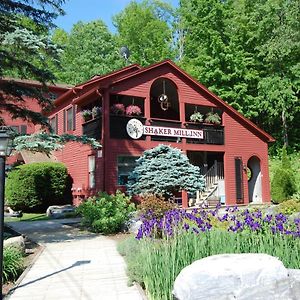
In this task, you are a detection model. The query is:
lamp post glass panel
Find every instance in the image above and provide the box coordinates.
[0,127,13,298]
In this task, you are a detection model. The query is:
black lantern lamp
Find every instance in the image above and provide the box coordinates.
[0,126,13,298]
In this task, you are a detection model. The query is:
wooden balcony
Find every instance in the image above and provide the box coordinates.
[108,115,224,145]
[82,117,102,140]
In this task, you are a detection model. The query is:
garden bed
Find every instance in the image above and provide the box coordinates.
[118,205,300,300]
[3,225,42,297]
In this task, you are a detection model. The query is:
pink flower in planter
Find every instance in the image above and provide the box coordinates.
[126,105,142,116]
[111,103,125,115]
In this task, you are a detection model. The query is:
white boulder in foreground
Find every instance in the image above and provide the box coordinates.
[173,253,300,300]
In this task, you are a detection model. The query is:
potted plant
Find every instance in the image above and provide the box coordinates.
[81,109,92,122]
[126,105,142,116]
[204,111,221,125]
[92,106,102,118]
[110,103,125,115]
[190,112,204,123]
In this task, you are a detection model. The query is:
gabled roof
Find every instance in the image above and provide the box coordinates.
[0,77,71,91]
[110,59,275,143]
[54,64,141,106]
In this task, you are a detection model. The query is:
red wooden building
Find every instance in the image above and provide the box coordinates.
[48,60,274,207]
[0,78,70,165]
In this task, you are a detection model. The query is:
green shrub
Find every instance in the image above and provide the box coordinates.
[271,168,297,203]
[5,162,72,212]
[276,199,300,215]
[3,246,24,283]
[138,194,175,220]
[117,236,144,287]
[77,191,135,234]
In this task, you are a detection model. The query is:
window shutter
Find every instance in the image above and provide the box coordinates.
[63,110,66,132]
[235,157,244,203]
[73,105,76,131]
[55,114,58,134]
[20,125,27,134]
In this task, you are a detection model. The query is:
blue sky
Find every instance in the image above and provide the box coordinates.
[55,0,179,32]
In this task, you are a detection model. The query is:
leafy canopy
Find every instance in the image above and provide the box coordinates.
[127,144,205,198]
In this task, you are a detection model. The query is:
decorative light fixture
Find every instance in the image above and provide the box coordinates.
[157,80,171,111]
[0,126,14,295]
[0,126,13,157]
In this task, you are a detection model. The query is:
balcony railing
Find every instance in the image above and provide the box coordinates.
[108,116,224,145]
[82,117,102,140]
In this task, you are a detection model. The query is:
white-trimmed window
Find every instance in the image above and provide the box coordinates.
[88,155,96,189]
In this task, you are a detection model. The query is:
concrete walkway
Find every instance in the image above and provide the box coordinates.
[6,219,144,300]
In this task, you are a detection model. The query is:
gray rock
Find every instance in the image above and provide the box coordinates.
[173,253,300,300]
[289,212,300,222]
[4,235,25,252]
[46,205,75,219]
[128,220,143,235]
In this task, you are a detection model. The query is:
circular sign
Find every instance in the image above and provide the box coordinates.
[126,118,143,139]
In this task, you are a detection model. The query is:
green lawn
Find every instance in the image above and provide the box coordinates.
[4,213,50,223]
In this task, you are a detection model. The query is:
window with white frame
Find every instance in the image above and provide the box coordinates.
[88,155,96,189]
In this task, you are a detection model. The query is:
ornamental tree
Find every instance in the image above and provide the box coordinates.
[127,144,205,198]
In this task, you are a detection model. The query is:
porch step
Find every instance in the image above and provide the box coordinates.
[207,198,220,207]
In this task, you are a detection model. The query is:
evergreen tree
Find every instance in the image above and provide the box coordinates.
[0,0,65,126]
[127,144,205,198]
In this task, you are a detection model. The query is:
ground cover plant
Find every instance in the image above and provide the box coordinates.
[119,205,300,300]
[3,247,24,283]
[77,191,135,234]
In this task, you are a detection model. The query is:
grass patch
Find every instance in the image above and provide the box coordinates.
[4,213,50,223]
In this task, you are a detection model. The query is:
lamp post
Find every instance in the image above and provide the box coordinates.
[0,127,13,299]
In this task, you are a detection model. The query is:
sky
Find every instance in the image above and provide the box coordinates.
[55,0,179,32]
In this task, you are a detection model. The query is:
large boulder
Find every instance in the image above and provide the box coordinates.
[173,253,300,300]
[4,235,25,252]
[46,205,75,219]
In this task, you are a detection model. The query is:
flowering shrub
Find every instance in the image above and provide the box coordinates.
[119,205,300,299]
[138,194,175,220]
[110,103,125,115]
[276,199,300,215]
[81,109,92,121]
[136,205,300,239]
[126,105,142,116]
[92,106,101,117]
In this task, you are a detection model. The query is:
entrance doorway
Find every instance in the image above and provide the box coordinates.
[247,156,262,203]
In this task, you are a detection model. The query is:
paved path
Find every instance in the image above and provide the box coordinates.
[6,219,143,300]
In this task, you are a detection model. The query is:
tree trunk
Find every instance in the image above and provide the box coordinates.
[281,108,288,147]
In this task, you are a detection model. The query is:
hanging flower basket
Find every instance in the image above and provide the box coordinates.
[205,112,221,125]
[126,105,142,116]
[110,103,125,115]
[81,109,92,122]
[190,112,204,123]
[92,106,102,118]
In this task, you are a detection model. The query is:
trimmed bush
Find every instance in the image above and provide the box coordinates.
[271,168,297,203]
[76,191,135,234]
[5,162,72,212]
[3,246,24,283]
